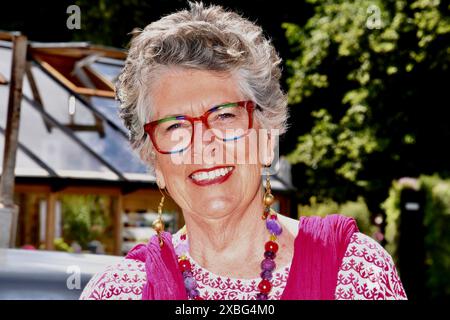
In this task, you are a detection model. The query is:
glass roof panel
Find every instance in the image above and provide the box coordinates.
[0,129,46,172]
[90,61,122,84]
[16,98,116,174]
[76,124,148,174]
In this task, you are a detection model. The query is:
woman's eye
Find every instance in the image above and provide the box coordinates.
[166,123,182,131]
[217,113,236,120]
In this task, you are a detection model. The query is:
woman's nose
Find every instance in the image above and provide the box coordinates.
[191,120,217,163]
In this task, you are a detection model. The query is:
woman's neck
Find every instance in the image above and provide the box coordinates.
[182,187,268,277]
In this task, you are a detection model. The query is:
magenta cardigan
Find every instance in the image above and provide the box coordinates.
[125,214,358,300]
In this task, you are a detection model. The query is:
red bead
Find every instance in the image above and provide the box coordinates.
[265,241,279,253]
[181,234,186,240]
[193,296,204,300]
[258,279,272,294]
[178,259,191,272]
[270,214,277,220]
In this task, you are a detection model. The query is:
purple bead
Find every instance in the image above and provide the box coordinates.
[260,270,273,280]
[261,258,276,271]
[264,250,276,259]
[184,276,197,290]
[183,270,193,278]
[266,219,282,236]
[256,293,268,300]
[188,288,200,298]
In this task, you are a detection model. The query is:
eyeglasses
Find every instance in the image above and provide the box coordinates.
[144,100,257,154]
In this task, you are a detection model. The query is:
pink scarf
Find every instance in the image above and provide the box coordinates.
[125,214,358,300]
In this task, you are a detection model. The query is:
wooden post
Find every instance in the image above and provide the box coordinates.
[0,33,27,248]
[112,195,123,256]
[45,193,57,250]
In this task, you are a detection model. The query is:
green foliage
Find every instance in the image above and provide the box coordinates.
[286,106,379,187]
[283,0,450,201]
[383,175,450,299]
[72,0,186,47]
[419,175,450,299]
[299,196,377,236]
[73,0,148,46]
[61,195,110,249]
[53,238,74,253]
[381,179,407,260]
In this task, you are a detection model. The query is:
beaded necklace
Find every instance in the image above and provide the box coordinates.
[175,209,283,300]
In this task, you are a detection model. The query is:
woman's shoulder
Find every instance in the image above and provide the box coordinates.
[336,232,408,300]
[280,213,358,239]
[79,258,147,300]
[342,232,394,271]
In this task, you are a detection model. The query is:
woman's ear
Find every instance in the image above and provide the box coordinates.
[154,162,166,189]
[260,130,277,166]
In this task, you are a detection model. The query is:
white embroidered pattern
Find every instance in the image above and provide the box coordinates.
[80,231,407,300]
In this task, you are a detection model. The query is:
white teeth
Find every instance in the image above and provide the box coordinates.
[191,167,233,182]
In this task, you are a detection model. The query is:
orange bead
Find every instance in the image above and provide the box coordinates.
[264,193,275,206]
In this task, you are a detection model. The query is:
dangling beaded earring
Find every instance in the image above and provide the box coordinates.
[152,186,166,247]
[262,164,275,220]
[262,165,282,237]
[256,164,283,300]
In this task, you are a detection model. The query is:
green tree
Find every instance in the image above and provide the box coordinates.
[283,0,450,211]
[61,195,110,249]
[73,0,186,47]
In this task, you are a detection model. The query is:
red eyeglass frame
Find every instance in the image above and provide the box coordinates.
[143,100,257,154]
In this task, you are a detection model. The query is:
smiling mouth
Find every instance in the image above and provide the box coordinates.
[188,166,235,186]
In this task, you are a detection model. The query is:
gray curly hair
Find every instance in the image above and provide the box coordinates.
[116,1,289,167]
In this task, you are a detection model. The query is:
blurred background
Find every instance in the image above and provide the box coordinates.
[0,0,449,301]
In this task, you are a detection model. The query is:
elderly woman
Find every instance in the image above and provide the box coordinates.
[81,2,406,300]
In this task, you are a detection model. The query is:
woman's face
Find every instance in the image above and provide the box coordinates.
[149,68,270,219]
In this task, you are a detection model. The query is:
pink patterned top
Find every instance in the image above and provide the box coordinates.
[80,230,407,300]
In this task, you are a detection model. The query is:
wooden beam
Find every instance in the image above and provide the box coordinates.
[65,124,105,132]
[25,61,52,132]
[84,65,115,91]
[0,31,21,41]
[16,193,26,246]
[112,195,123,256]
[30,46,126,60]
[44,192,57,250]
[74,86,115,98]
[0,34,27,248]
[14,184,51,194]
[33,56,115,98]
[60,186,121,196]
[0,34,27,208]
[22,194,33,245]
[33,56,77,92]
